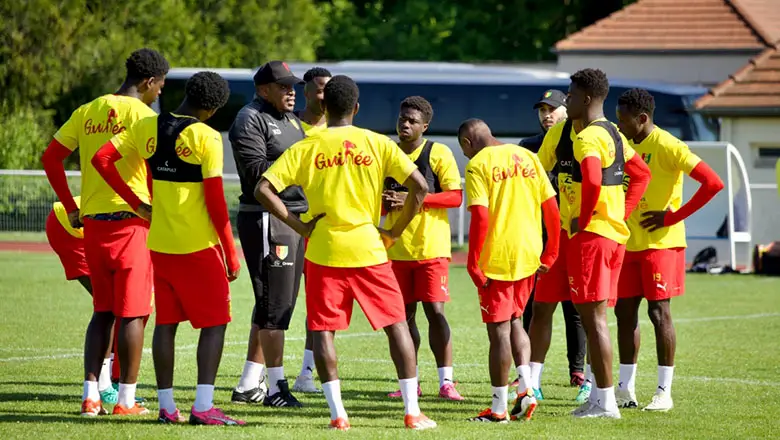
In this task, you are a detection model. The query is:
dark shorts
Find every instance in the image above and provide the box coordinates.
[237,211,304,330]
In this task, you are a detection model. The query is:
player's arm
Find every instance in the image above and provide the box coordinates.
[536,123,562,172]
[423,146,463,209]
[91,133,149,220]
[465,164,489,288]
[623,149,652,220]
[642,147,723,231]
[388,169,429,238]
[577,155,602,233]
[201,132,240,281]
[256,147,323,238]
[536,156,561,270]
[230,111,271,193]
[41,112,80,225]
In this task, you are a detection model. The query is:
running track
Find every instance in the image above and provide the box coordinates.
[0,241,469,265]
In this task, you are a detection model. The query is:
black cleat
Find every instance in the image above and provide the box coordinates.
[263,379,303,408]
[231,386,266,404]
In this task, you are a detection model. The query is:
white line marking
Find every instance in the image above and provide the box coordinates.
[2,313,779,363]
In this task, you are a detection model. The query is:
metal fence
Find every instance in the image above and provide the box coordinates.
[0,170,468,246]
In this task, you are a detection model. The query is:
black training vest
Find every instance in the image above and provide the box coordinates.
[555,119,625,186]
[384,140,442,193]
[148,113,203,183]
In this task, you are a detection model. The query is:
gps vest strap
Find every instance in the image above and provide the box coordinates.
[384,139,442,193]
[148,113,203,183]
[555,120,625,186]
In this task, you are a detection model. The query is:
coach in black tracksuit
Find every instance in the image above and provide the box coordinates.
[520,89,587,385]
[229,61,308,407]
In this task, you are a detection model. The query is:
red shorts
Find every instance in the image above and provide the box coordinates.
[151,246,231,329]
[305,262,406,331]
[83,217,153,317]
[391,258,450,304]
[535,230,570,303]
[567,231,625,306]
[45,211,89,280]
[618,248,685,301]
[478,276,535,323]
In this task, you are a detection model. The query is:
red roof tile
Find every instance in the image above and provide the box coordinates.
[555,0,780,52]
[695,45,780,112]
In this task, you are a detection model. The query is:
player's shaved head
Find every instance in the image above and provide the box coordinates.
[458,119,499,159]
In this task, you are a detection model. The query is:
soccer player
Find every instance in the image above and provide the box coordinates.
[255,75,437,431]
[46,196,91,293]
[562,69,651,419]
[614,88,723,411]
[93,71,244,425]
[519,90,587,394]
[382,96,464,401]
[230,61,307,407]
[459,118,560,423]
[41,48,169,417]
[294,67,331,135]
[292,66,332,394]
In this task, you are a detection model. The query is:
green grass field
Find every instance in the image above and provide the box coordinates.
[1,251,779,439]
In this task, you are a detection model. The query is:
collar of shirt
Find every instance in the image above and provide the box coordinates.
[254,98,287,120]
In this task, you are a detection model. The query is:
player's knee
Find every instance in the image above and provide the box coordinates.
[647,301,670,326]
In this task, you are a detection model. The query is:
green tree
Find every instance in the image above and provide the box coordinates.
[318,0,635,62]
[0,0,325,170]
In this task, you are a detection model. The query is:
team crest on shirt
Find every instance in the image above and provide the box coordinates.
[642,153,652,164]
[275,245,289,260]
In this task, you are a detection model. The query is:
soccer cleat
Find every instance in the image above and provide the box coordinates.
[510,388,538,421]
[643,390,673,412]
[158,408,186,424]
[102,385,145,405]
[509,376,520,388]
[533,388,544,401]
[231,385,266,404]
[388,384,422,398]
[189,406,246,425]
[405,412,437,430]
[438,383,464,401]
[467,408,509,423]
[329,417,351,431]
[573,403,621,419]
[616,388,639,408]
[264,379,303,408]
[571,402,593,417]
[570,372,585,387]
[575,382,592,404]
[111,403,150,416]
[99,386,119,405]
[80,398,107,417]
[292,375,322,393]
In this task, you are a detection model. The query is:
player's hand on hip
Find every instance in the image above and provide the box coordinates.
[303,213,326,237]
[640,210,668,232]
[136,203,152,222]
[227,264,241,282]
[67,209,83,229]
[377,227,397,249]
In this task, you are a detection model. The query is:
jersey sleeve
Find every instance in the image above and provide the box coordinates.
[263,143,302,192]
[200,130,224,179]
[53,107,83,151]
[432,143,462,190]
[537,124,562,171]
[465,162,489,208]
[573,128,604,163]
[660,138,701,175]
[109,123,140,158]
[384,137,418,184]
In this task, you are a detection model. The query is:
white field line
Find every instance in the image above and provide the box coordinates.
[2,312,778,363]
